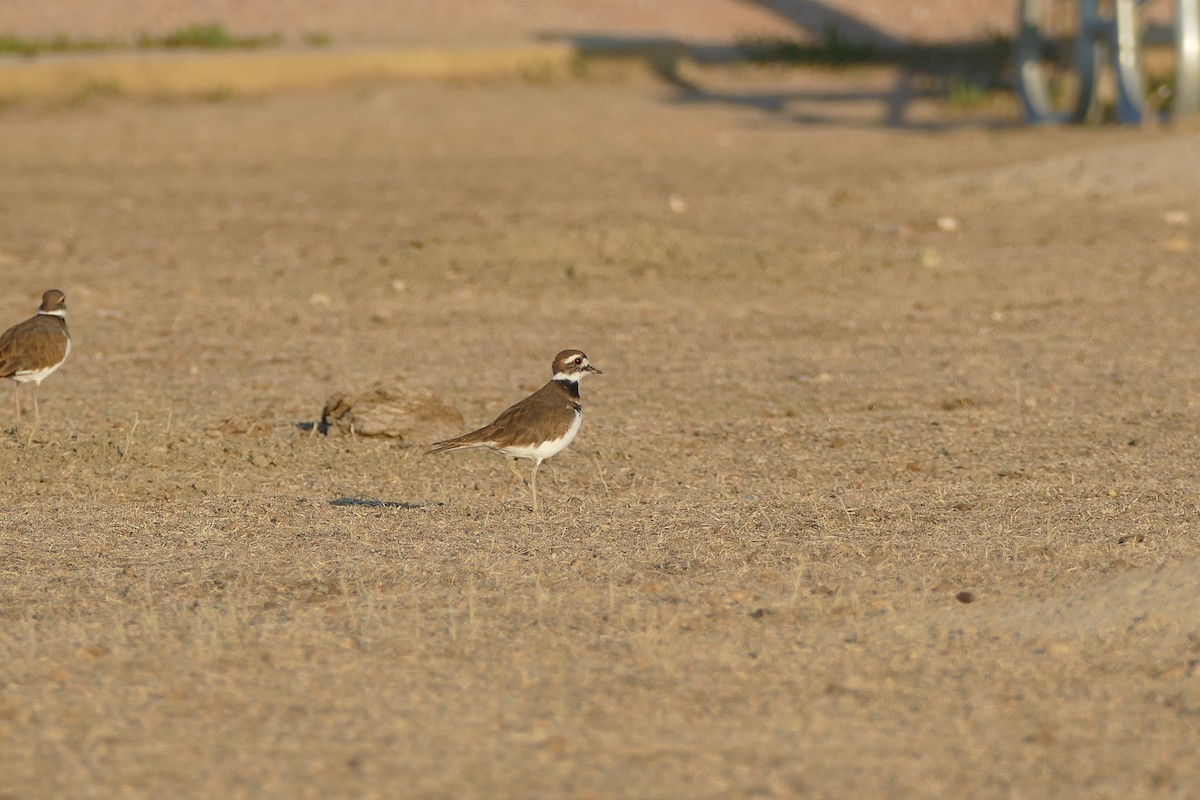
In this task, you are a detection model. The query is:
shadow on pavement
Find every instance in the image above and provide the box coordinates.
[540,0,1013,129]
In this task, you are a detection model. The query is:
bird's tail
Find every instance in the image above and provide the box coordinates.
[427,434,486,455]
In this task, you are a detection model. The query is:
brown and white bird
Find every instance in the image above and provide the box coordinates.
[429,349,602,511]
[0,289,71,428]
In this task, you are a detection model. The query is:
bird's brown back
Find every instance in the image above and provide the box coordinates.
[430,379,581,451]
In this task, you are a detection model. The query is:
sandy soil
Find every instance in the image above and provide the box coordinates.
[1,69,1199,797]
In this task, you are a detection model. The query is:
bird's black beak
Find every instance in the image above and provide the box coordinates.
[586,364,602,375]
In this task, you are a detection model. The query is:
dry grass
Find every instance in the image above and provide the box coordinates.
[1,77,1199,798]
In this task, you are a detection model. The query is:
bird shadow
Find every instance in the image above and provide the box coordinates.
[294,422,442,509]
[328,497,434,510]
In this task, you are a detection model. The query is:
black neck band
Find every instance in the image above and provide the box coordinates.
[555,379,581,399]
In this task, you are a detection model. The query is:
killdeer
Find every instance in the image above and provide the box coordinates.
[0,289,71,428]
[429,349,602,511]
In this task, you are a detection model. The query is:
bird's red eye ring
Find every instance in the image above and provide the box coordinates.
[574,357,583,365]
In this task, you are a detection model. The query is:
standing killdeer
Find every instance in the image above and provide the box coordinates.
[429,349,602,511]
[0,289,71,428]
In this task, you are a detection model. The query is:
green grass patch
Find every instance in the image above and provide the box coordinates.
[301,31,333,48]
[136,23,281,51]
[0,22,314,57]
[0,33,119,57]
[946,78,987,109]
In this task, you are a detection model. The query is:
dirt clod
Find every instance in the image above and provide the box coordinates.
[321,378,463,442]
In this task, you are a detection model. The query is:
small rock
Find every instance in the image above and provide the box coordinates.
[321,377,464,443]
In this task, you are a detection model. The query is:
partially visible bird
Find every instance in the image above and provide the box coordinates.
[0,289,71,430]
[429,349,602,511]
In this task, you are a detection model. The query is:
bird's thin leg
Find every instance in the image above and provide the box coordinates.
[28,384,40,442]
[530,460,542,513]
[507,458,524,484]
[12,384,19,423]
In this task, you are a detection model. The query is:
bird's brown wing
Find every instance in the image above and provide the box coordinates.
[0,315,69,378]
[428,381,578,452]
[0,325,18,375]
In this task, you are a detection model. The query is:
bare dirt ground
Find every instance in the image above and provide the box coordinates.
[1,67,1199,798]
